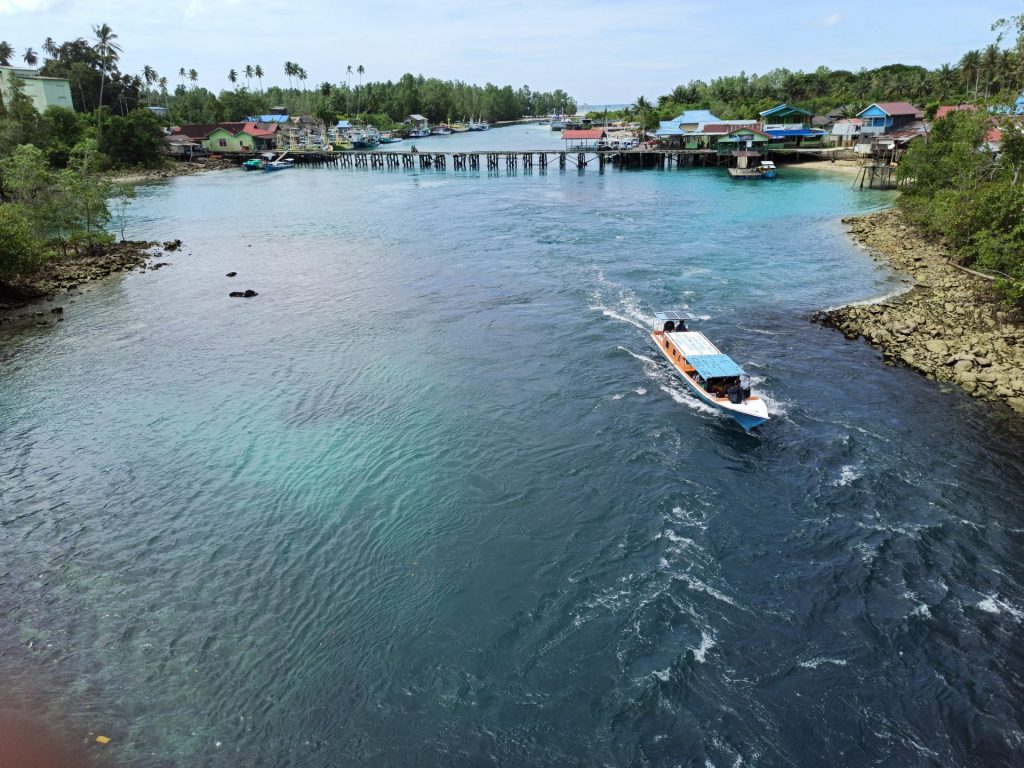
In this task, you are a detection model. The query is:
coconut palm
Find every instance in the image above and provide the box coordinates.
[932,63,956,100]
[188,68,198,87]
[254,64,264,92]
[178,67,186,87]
[244,64,254,89]
[23,47,38,67]
[960,50,982,98]
[93,23,122,130]
[356,64,365,115]
[228,68,238,86]
[284,61,295,90]
[159,76,169,109]
[42,37,56,56]
[0,41,14,66]
[981,44,1000,97]
[142,65,157,86]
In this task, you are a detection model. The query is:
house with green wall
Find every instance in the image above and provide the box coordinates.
[0,65,74,113]
[170,122,278,152]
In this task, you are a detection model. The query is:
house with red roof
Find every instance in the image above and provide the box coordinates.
[856,102,924,135]
[562,128,605,149]
[167,122,279,152]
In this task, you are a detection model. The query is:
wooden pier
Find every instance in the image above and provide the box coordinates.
[224,147,849,174]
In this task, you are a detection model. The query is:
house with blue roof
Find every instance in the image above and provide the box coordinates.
[759,103,827,147]
[656,110,722,147]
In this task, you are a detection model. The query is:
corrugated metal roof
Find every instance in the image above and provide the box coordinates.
[688,354,744,380]
[858,102,923,118]
[760,103,812,118]
[562,129,605,140]
[669,110,720,124]
[666,331,719,357]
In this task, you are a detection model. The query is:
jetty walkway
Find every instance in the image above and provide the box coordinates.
[225,147,848,173]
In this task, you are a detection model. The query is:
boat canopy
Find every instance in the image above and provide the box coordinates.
[666,331,720,357]
[654,309,697,322]
[687,353,745,380]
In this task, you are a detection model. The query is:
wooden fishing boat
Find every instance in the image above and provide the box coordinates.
[651,310,769,430]
[242,158,263,171]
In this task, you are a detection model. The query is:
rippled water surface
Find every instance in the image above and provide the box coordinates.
[2,126,1023,767]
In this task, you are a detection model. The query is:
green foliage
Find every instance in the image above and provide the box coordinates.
[898,107,1024,307]
[100,108,163,167]
[0,203,42,280]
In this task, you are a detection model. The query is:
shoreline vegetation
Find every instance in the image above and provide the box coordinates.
[818,209,1024,415]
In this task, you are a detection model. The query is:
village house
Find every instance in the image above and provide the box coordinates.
[0,64,74,112]
[167,122,279,153]
[856,102,924,135]
[758,104,828,147]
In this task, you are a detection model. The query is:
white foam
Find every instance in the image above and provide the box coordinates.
[691,630,716,663]
[798,657,848,669]
[976,594,1024,620]
[834,465,862,486]
[653,667,671,682]
[611,393,625,400]
[635,387,647,395]
[659,385,724,417]
[673,573,739,607]
[670,506,709,532]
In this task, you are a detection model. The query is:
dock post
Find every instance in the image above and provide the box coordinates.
[559,152,566,170]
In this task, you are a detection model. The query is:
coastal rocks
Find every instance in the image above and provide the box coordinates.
[819,209,1024,416]
[0,241,180,313]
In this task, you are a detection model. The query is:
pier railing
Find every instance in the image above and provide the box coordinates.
[213,147,848,173]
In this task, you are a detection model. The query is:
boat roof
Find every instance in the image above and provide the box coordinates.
[654,309,696,322]
[688,353,745,380]
[666,331,719,357]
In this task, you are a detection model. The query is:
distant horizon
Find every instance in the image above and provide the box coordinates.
[1,0,1019,104]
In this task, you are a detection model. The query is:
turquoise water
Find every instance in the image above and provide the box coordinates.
[2,131,1024,767]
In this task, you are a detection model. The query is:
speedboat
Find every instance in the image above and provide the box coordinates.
[263,158,294,172]
[651,310,769,430]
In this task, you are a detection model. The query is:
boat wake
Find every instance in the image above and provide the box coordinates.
[617,346,725,419]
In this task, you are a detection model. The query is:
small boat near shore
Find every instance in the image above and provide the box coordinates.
[264,158,294,172]
[651,309,769,430]
[242,158,263,171]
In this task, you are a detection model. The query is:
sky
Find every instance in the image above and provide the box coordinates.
[0,0,1020,104]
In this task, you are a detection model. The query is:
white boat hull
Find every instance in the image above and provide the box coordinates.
[651,331,769,430]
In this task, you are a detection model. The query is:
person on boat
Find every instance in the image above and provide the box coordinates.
[663,320,675,332]
[410,144,418,153]
[678,318,688,332]
[727,380,743,404]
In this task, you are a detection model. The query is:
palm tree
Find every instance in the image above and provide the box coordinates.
[346,65,352,90]
[254,64,264,92]
[981,44,1000,98]
[23,47,38,67]
[42,37,56,56]
[960,50,982,98]
[93,23,122,130]
[188,68,198,86]
[0,41,15,66]
[933,63,956,100]
[284,61,295,90]
[159,76,169,109]
[143,65,157,87]
[356,64,365,116]
[228,68,238,87]
[244,64,254,89]
[178,67,186,87]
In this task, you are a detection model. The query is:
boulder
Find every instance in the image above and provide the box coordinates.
[924,339,948,355]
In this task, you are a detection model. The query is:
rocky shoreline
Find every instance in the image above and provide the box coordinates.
[108,156,235,185]
[818,208,1024,414]
[0,240,180,325]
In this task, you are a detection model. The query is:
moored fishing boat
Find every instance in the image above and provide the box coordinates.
[242,158,263,171]
[263,158,294,172]
[651,310,769,430]
[378,132,402,144]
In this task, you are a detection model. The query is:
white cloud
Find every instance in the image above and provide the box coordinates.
[812,12,843,27]
[0,0,59,14]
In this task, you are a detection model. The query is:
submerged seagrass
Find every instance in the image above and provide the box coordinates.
[2,143,1023,767]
